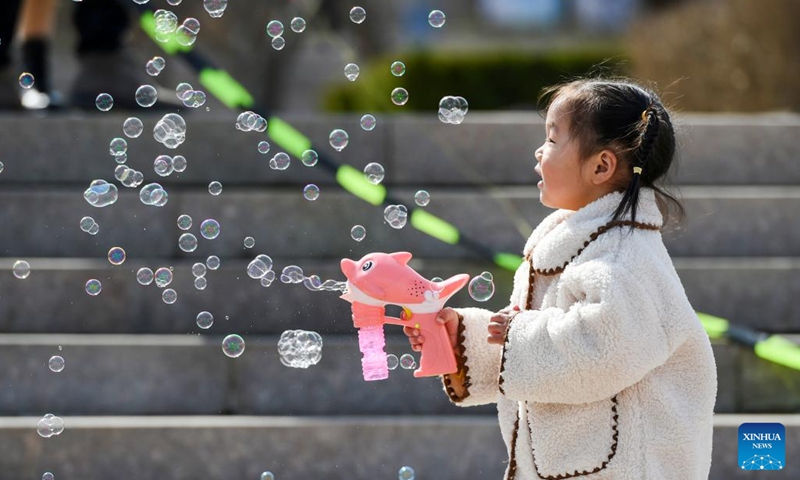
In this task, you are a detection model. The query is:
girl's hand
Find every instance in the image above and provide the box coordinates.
[487,306,520,345]
[403,307,460,353]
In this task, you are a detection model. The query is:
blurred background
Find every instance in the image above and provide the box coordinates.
[0,0,798,479]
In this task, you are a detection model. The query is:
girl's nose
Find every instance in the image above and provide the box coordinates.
[534,146,543,162]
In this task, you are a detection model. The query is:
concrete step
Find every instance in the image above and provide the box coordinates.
[0,257,798,335]
[1,187,799,259]
[0,334,798,416]
[0,113,797,186]
[0,414,796,480]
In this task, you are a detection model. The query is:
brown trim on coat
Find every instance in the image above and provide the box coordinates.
[442,313,471,403]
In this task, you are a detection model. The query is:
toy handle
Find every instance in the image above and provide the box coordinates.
[404,311,458,378]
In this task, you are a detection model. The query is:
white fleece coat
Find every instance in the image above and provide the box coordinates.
[443,188,718,480]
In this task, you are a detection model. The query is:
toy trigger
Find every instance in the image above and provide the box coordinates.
[401,307,413,321]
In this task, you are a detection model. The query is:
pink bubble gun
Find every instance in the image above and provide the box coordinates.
[340,252,470,381]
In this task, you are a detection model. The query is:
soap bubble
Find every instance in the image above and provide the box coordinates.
[208,181,223,195]
[137,267,154,285]
[48,355,65,373]
[139,183,163,205]
[153,113,187,149]
[391,87,409,106]
[145,56,166,76]
[177,214,192,230]
[398,466,416,480]
[107,247,126,265]
[222,334,245,358]
[88,223,100,235]
[154,267,173,288]
[175,27,197,47]
[109,137,127,156]
[278,330,323,368]
[271,36,285,50]
[303,184,320,201]
[269,152,290,170]
[439,95,469,124]
[95,93,114,111]
[384,205,408,229]
[149,187,169,207]
[235,111,267,132]
[255,254,274,271]
[42,473,54,480]
[172,155,187,172]
[290,17,306,33]
[344,63,360,81]
[260,473,275,480]
[179,233,198,252]
[197,311,214,329]
[468,271,495,301]
[206,255,221,270]
[85,279,102,296]
[364,163,385,184]
[360,114,377,131]
[79,216,96,233]
[13,260,31,279]
[387,354,399,370]
[258,141,271,154]
[399,354,416,369]
[350,225,366,242]
[280,265,304,284]
[203,0,227,18]
[414,190,430,206]
[36,414,65,438]
[122,117,143,138]
[300,149,318,167]
[154,155,174,177]
[266,20,284,38]
[135,85,158,107]
[244,236,255,249]
[18,72,34,89]
[192,262,207,277]
[176,82,193,100]
[349,6,366,24]
[390,61,406,77]
[200,219,221,240]
[182,90,206,108]
[162,288,178,304]
[428,10,446,28]
[194,276,207,290]
[84,179,118,207]
[182,17,200,34]
[247,259,269,279]
[329,129,349,151]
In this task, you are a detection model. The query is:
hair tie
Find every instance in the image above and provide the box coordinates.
[641,109,649,123]
[633,166,643,175]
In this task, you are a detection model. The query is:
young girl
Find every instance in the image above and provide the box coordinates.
[405,79,718,480]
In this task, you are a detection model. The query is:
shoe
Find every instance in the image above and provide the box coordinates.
[0,67,22,110]
[69,49,182,111]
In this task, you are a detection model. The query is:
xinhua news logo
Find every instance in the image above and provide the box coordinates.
[738,423,785,471]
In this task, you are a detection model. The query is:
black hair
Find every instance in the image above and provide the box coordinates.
[538,78,685,232]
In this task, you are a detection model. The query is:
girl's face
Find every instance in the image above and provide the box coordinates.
[534,98,598,211]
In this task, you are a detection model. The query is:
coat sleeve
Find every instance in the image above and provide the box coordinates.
[440,307,503,407]
[499,259,680,405]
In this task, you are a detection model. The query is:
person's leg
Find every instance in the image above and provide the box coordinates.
[73,0,129,55]
[19,0,58,108]
[0,0,23,109]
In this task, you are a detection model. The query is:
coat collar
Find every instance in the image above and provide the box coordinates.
[523,187,663,272]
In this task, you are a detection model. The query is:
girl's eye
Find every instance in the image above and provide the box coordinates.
[547,138,555,143]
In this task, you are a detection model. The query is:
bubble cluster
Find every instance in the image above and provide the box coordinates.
[364,163,385,184]
[384,204,408,229]
[123,117,144,138]
[84,180,119,208]
[181,89,206,108]
[153,113,187,149]
[278,330,323,368]
[303,184,320,201]
[80,216,100,235]
[344,63,360,81]
[246,254,276,287]
[222,334,245,358]
[400,353,416,370]
[200,219,221,240]
[139,183,169,207]
[36,414,65,438]
[269,152,290,170]
[95,93,114,111]
[350,225,366,242]
[280,265,305,284]
[349,6,366,24]
[468,271,495,301]
[203,0,227,18]
[360,114,376,131]
[12,260,30,279]
[428,10,446,28]
[145,56,166,76]
[390,61,406,77]
[107,247,126,265]
[290,17,306,33]
[137,267,154,285]
[115,165,144,188]
[235,111,267,132]
[154,10,178,42]
[85,279,102,296]
[438,96,469,124]
[300,149,318,167]
[176,18,200,46]
[329,129,349,151]
[414,190,430,206]
[196,311,213,329]
[391,87,409,106]
[48,355,65,373]
[398,466,416,480]
[135,85,158,108]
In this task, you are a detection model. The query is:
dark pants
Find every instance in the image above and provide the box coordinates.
[0,0,129,68]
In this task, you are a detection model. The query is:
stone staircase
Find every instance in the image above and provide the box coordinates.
[0,111,798,479]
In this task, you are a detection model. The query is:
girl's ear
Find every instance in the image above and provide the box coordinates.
[589,149,618,185]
